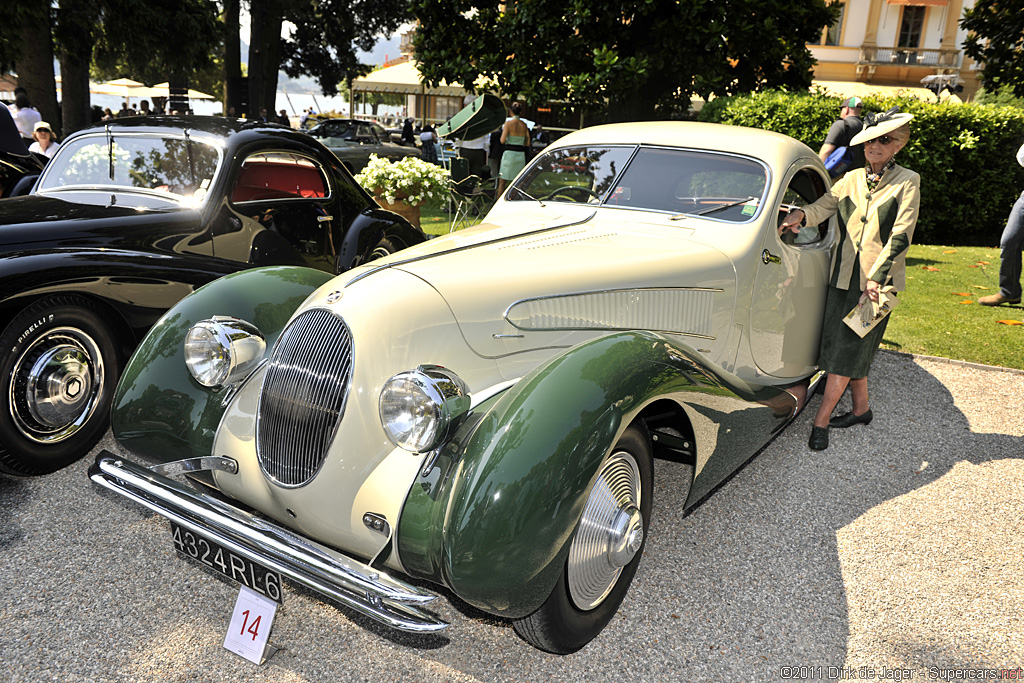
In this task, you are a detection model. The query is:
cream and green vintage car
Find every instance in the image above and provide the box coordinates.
[90,121,834,654]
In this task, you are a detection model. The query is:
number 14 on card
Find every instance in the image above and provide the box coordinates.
[224,585,279,664]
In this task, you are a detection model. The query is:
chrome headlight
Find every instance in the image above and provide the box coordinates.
[379,365,471,453]
[184,317,266,388]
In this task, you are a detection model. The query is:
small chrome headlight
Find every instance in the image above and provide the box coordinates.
[379,365,471,453]
[184,317,266,388]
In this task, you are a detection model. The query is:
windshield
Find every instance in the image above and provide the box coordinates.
[37,132,221,204]
[511,145,769,222]
[309,121,355,140]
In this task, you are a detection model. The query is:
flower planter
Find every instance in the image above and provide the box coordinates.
[376,196,422,228]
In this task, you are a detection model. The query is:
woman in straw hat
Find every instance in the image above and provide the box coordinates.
[780,107,920,451]
[28,121,59,159]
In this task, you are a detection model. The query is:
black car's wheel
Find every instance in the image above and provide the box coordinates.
[368,236,405,262]
[0,295,122,476]
[513,424,653,654]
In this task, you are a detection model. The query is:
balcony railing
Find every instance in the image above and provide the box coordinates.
[858,46,962,68]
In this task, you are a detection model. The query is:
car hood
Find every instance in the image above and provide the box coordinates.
[367,214,737,360]
[0,193,195,246]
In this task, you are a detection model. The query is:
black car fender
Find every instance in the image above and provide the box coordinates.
[110,266,334,465]
[337,208,427,270]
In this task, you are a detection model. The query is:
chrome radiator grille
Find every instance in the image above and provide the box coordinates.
[256,309,353,487]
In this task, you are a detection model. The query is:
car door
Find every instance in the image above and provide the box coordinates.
[213,150,341,274]
[748,165,833,379]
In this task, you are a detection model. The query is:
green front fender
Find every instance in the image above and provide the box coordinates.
[111,266,333,464]
[398,331,779,619]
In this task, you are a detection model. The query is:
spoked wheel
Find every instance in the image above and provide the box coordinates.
[368,236,405,262]
[0,295,122,476]
[513,424,653,654]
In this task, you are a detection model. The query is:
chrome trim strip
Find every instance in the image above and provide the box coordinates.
[343,211,598,287]
[89,452,447,633]
[150,456,239,477]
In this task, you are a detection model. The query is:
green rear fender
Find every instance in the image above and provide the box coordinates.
[398,331,768,619]
[111,266,334,463]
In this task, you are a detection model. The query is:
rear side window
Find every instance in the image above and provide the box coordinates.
[607,147,768,222]
[231,152,328,203]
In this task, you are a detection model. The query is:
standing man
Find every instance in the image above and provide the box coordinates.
[819,96,865,177]
[979,140,1024,306]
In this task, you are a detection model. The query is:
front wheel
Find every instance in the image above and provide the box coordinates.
[0,295,122,476]
[513,423,653,654]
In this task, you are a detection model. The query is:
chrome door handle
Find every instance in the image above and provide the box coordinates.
[761,249,780,265]
[317,215,333,222]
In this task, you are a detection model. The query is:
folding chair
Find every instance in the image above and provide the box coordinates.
[447,156,495,231]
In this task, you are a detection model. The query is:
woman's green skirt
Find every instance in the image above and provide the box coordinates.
[818,284,891,379]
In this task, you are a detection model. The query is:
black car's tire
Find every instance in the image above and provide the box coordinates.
[513,424,653,654]
[368,236,405,261]
[0,295,122,476]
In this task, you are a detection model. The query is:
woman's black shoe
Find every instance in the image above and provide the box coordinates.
[808,426,829,451]
[829,408,873,428]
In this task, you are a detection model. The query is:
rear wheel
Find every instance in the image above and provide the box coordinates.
[513,424,653,653]
[0,295,122,476]
[368,236,405,262]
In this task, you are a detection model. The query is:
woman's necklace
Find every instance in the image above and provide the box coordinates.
[865,158,896,191]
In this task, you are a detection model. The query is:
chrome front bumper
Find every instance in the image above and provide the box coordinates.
[89,450,447,633]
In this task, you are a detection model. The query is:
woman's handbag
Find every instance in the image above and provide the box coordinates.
[843,288,899,338]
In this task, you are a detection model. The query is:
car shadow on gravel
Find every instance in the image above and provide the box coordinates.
[585,351,1023,680]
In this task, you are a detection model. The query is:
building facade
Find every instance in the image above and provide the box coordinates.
[809,0,980,98]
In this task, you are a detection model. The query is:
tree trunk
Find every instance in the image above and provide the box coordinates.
[261,6,283,119]
[17,0,59,136]
[58,50,91,136]
[223,0,240,112]
[247,0,267,118]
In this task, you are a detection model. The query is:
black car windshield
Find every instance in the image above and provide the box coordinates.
[309,121,355,140]
[37,133,221,204]
[511,145,769,222]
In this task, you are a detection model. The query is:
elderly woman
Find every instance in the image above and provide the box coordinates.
[780,107,920,451]
[28,121,59,159]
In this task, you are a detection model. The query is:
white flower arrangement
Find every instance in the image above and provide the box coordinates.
[354,154,449,206]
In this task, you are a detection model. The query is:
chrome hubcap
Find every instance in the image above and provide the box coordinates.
[10,328,105,443]
[567,451,644,610]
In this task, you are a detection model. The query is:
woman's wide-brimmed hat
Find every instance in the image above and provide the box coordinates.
[851,107,914,146]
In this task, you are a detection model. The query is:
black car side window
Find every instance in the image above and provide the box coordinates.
[231,152,329,203]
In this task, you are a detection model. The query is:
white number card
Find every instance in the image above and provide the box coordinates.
[224,585,278,664]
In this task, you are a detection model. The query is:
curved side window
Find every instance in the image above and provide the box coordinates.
[778,167,829,246]
[230,152,329,203]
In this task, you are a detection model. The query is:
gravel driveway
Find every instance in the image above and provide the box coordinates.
[2,351,1022,682]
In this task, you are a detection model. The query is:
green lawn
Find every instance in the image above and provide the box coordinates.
[883,244,1023,370]
[414,207,1024,370]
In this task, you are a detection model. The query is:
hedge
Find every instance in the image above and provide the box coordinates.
[697,89,1024,247]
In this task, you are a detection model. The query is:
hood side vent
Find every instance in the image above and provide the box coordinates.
[505,288,717,339]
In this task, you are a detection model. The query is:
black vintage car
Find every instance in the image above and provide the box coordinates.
[0,116,425,476]
[306,118,421,173]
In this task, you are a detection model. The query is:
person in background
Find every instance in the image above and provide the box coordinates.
[979,140,1024,307]
[401,118,415,145]
[139,100,151,116]
[277,109,290,126]
[102,107,115,120]
[780,108,920,452]
[419,124,438,164]
[461,132,488,178]
[819,96,865,176]
[28,121,59,159]
[299,108,309,127]
[117,102,132,117]
[498,102,530,195]
[9,89,41,143]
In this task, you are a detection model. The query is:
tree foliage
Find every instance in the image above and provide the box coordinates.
[278,0,412,97]
[411,0,836,121]
[961,0,1024,99]
[91,0,222,85]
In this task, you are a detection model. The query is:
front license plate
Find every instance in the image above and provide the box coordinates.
[170,522,283,604]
